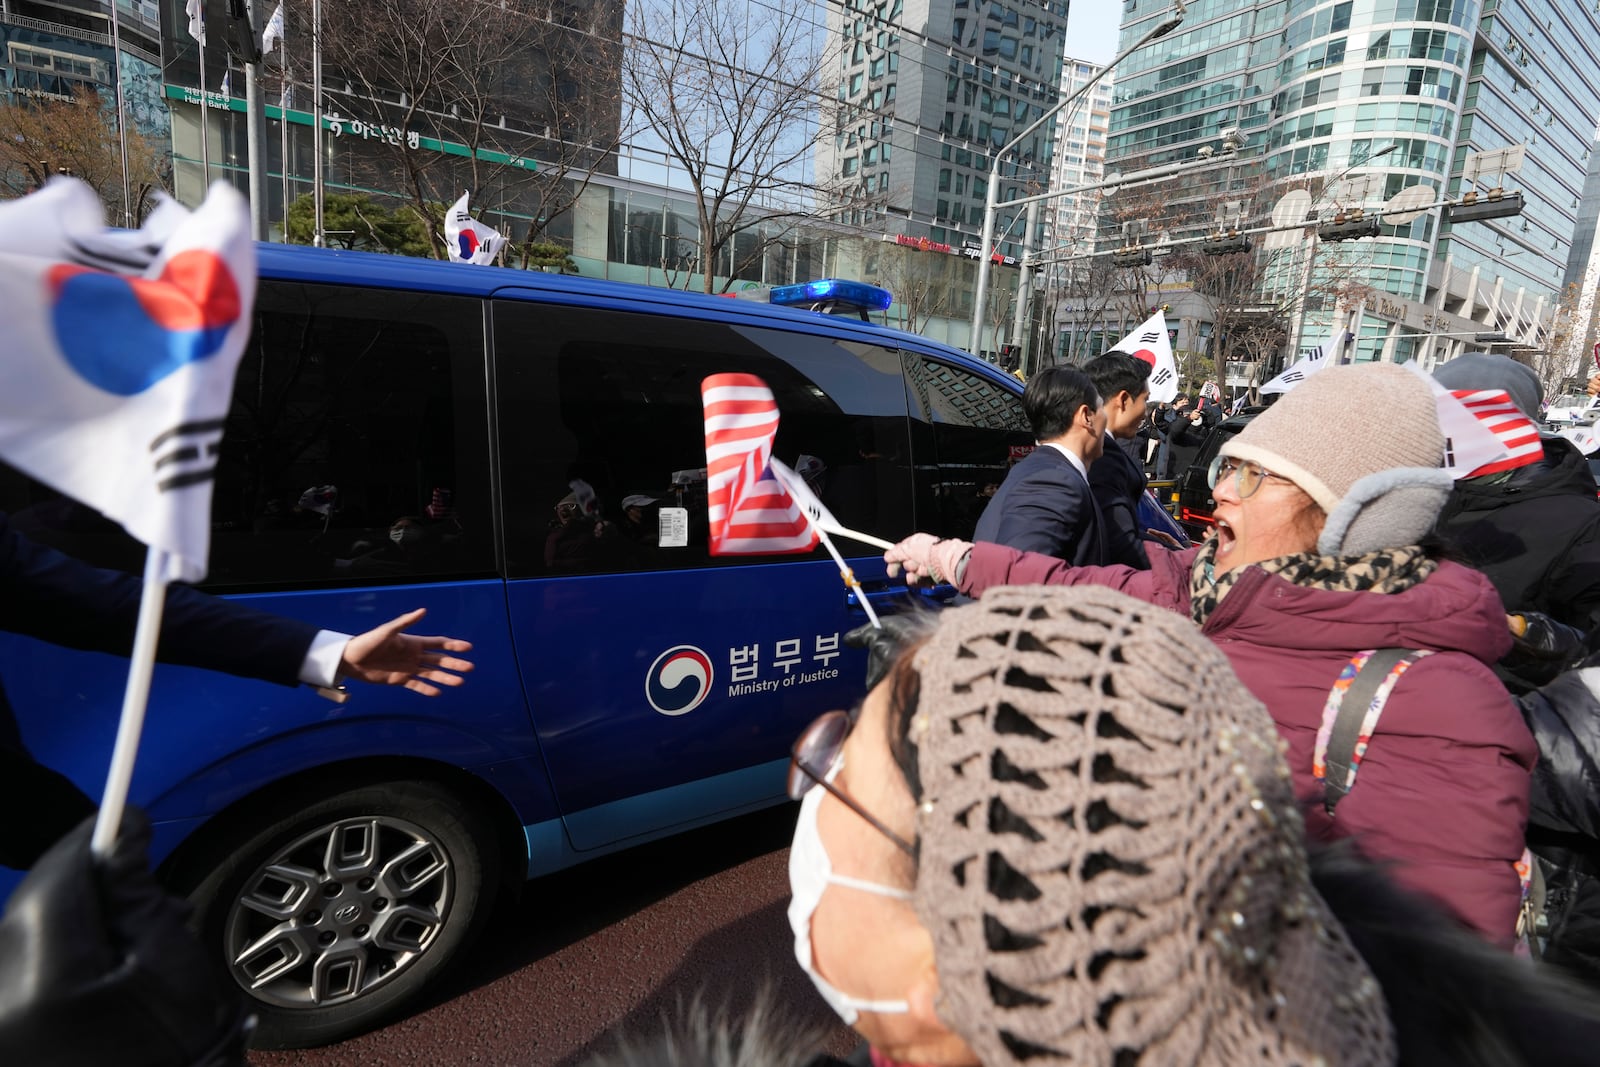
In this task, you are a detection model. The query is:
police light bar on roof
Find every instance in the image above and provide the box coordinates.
[766,279,893,313]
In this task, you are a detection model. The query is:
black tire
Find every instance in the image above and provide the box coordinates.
[180,780,499,1049]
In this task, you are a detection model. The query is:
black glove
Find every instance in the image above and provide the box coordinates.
[844,613,933,691]
[1512,612,1588,662]
[0,808,253,1067]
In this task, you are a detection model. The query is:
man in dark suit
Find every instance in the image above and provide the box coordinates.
[1083,352,1154,569]
[0,510,475,871]
[973,366,1107,565]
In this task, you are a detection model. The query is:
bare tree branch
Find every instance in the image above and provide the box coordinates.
[623,0,829,292]
[297,0,624,256]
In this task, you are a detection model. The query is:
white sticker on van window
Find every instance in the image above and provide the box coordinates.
[659,507,689,547]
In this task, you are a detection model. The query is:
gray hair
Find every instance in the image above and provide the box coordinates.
[576,991,830,1067]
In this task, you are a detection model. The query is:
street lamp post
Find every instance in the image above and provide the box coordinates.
[1284,143,1398,362]
[968,2,1187,355]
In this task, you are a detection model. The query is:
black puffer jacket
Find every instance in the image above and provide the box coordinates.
[1435,436,1600,634]
[1518,663,1600,989]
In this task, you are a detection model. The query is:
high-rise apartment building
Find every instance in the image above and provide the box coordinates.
[815,0,1071,258]
[1043,56,1111,271]
[1098,0,1600,369]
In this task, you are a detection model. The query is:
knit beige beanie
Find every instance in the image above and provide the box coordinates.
[1220,363,1451,556]
[909,585,1395,1066]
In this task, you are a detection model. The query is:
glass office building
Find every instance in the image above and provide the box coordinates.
[1104,0,1600,368]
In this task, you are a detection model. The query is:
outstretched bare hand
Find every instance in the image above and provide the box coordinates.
[339,608,475,696]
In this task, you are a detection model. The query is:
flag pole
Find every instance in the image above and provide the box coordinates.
[105,0,133,225]
[244,0,268,241]
[90,548,171,857]
[311,0,324,246]
[280,66,290,236]
[196,6,210,190]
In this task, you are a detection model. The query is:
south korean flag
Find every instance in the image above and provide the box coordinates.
[0,179,255,583]
[1260,331,1347,396]
[1111,310,1179,403]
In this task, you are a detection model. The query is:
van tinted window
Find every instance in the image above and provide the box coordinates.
[903,356,1032,540]
[493,301,913,576]
[207,281,493,588]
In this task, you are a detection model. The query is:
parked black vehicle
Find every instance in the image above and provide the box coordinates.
[1172,408,1264,540]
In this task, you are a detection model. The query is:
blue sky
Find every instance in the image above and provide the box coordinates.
[1064,6,1119,64]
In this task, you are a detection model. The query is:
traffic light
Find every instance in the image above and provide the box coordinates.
[1448,190,1525,224]
[1112,248,1153,268]
[1200,233,1252,256]
[1316,214,1381,242]
[999,344,1021,372]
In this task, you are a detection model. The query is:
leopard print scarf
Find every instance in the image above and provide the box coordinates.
[1188,537,1438,626]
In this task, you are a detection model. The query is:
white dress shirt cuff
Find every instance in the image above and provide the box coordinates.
[299,629,352,688]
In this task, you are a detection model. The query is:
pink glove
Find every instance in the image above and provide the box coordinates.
[884,534,973,586]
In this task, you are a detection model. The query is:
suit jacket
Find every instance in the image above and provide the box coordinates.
[974,445,1106,566]
[1089,434,1150,569]
[0,510,319,868]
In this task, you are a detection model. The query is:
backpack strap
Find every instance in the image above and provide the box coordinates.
[1313,648,1431,816]
[1515,848,1548,960]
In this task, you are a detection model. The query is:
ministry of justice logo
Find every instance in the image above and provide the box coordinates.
[645,645,714,716]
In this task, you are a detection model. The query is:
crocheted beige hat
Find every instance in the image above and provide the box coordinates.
[1220,362,1450,557]
[908,585,1395,1066]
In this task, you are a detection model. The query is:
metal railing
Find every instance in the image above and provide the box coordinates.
[0,11,159,66]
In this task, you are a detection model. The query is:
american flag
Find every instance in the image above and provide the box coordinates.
[702,373,818,555]
[1450,389,1544,477]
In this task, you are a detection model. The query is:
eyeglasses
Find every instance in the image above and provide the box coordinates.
[788,710,916,856]
[1207,455,1290,499]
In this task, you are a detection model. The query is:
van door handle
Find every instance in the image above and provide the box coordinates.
[846,580,916,615]
[847,579,957,613]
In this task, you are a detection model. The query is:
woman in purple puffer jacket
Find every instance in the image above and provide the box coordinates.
[885,363,1535,946]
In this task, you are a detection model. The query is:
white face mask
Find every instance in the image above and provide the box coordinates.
[787,762,913,1025]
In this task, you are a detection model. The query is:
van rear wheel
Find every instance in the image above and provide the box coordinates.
[182,781,498,1049]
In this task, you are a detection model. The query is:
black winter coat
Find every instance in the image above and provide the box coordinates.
[1518,664,1600,989]
[1088,435,1151,569]
[1435,436,1600,634]
[1159,410,1207,480]
[1312,846,1600,1066]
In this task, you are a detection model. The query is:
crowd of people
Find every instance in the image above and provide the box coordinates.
[661,351,1600,1067]
[763,352,1600,1067]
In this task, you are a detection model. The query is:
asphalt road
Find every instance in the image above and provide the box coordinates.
[250,804,857,1067]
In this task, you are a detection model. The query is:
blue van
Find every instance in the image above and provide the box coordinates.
[0,246,1034,1047]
